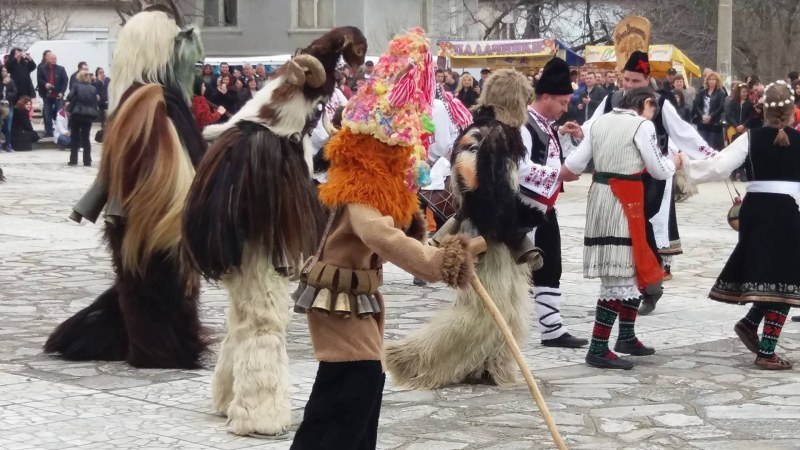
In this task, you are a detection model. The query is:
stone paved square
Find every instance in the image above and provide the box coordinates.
[1,147,798,449]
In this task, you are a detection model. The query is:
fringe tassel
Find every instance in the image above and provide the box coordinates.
[388,64,418,107]
[443,90,473,130]
[419,53,435,107]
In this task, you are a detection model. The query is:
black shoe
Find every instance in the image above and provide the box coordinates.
[792,316,800,322]
[614,339,656,356]
[44,132,53,138]
[83,162,92,167]
[639,284,662,316]
[585,351,634,370]
[412,277,427,286]
[542,332,588,348]
[67,162,78,166]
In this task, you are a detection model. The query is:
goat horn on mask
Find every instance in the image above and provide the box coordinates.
[287,55,326,88]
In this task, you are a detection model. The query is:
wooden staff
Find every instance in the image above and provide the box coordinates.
[469,273,568,450]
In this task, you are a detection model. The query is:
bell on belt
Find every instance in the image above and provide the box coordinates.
[311,289,334,315]
[293,283,318,314]
[333,292,352,318]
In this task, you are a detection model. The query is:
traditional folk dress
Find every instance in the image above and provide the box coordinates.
[565,109,675,366]
[519,106,582,343]
[683,127,800,363]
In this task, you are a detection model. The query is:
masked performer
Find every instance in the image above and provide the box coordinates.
[584,51,717,315]
[181,28,368,437]
[288,29,478,449]
[44,6,208,369]
[384,68,546,390]
[564,88,679,369]
[682,81,799,370]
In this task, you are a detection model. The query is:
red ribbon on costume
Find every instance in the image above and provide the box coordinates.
[442,90,473,130]
[419,53,435,108]
[389,63,418,107]
[607,177,664,288]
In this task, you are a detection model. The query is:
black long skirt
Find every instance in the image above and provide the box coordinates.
[710,193,800,306]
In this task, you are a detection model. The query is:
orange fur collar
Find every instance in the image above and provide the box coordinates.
[319,128,418,227]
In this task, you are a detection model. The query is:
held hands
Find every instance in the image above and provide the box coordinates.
[217,106,227,116]
[559,121,584,141]
[558,164,580,182]
[671,152,683,170]
[736,125,745,133]
[702,115,711,124]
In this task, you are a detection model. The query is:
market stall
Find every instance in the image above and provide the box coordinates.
[436,38,585,70]
[584,44,701,80]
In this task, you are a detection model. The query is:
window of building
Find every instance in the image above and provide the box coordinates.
[204,0,238,27]
[297,0,334,29]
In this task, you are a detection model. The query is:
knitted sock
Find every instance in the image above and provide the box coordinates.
[618,297,642,343]
[757,305,791,359]
[742,304,765,329]
[589,299,621,356]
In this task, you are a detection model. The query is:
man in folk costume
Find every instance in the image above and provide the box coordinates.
[564,87,680,369]
[181,28,369,437]
[289,29,479,449]
[518,57,589,349]
[385,69,547,389]
[584,51,717,315]
[44,6,209,369]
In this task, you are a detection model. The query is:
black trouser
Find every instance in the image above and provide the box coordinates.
[532,209,562,288]
[69,117,92,165]
[292,361,385,450]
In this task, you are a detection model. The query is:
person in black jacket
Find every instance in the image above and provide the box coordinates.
[92,67,111,130]
[36,51,69,137]
[725,84,753,141]
[692,71,726,150]
[1,68,17,151]
[65,71,98,166]
[5,49,36,98]
[10,96,39,151]
[673,89,692,122]
[454,72,480,108]
[68,61,89,92]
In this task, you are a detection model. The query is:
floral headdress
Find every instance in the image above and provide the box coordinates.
[342,27,435,190]
[762,79,796,109]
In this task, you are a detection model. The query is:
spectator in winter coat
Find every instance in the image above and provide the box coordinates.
[65,71,98,166]
[5,49,36,99]
[11,96,39,151]
[92,67,111,130]
[36,51,68,137]
[692,72,727,149]
[191,77,225,130]
[68,61,89,92]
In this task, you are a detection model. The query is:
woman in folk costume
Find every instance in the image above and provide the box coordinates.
[289,29,478,449]
[44,6,209,368]
[585,51,717,315]
[181,28,368,437]
[564,87,680,370]
[385,69,547,389]
[681,81,800,369]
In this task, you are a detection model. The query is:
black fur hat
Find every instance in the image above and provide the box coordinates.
[624,50,650,76]
[534,57,573,96]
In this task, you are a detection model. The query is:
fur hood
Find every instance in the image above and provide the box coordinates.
[474,69,533,128]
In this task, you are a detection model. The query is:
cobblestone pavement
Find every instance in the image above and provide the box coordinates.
[1,147,799,450]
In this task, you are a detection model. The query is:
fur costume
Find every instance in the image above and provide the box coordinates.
[290,29,476,450]
[181,28,369,437]
[385,69,546,389]
[44,7,208,369]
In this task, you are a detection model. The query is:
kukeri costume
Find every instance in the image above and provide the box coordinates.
[181,28,369,437]
[289,29,476,449]
[518,57,588,348]
[565,104,676,369]
[584,51,716,314]
[385,69,546,389]
[683,95,799,369]
[44,8,209,369]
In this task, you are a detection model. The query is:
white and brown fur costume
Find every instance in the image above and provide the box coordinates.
[385,70,546,389]
[181,28,367,436]
[44,6,208,369]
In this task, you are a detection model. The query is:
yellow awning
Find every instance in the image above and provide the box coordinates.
[584,45,701,79]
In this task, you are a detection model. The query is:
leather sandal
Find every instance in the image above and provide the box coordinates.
[734,321,760,354]
[754,355,793,370]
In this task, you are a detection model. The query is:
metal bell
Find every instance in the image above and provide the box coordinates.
[311,289,334,315]
[333,292,352,318]
[293,284,317,313]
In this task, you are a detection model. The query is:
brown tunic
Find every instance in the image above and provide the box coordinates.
[306,203,455,364]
